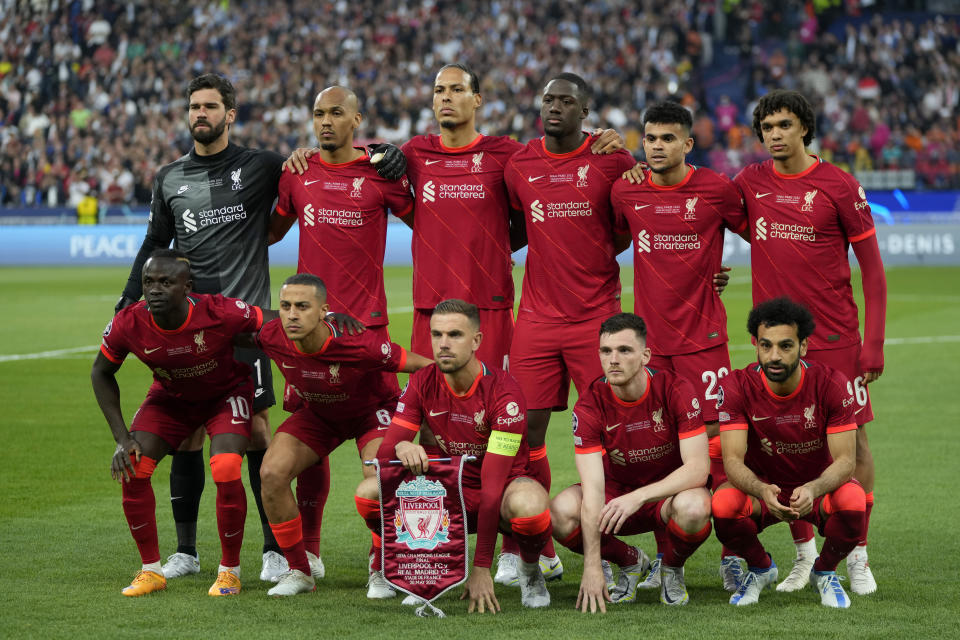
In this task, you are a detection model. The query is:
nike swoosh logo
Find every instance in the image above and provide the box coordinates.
[224,530,242,538]
[144,347,161,354]
[854,407,866,414]
[281,363,296,369]
[425,159,442,165]
[428,410,448,417]
[231,419,245,425]
[255,388,265,397]
[528,175,545,182]
[751,415,772,421]
[634,204,651,210]
[170,496,183,501]
[304,179,321,186]
[605,423,621,431]
[131,523,148,530]
[755,192,771,199]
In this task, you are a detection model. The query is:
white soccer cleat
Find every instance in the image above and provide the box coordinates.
[267,569,315,596]
[367,554,396,599]
[539,554,563,582]
[729,560,778,606]
[517,559,550,608]
[601,560,616,592]
[609,548,652,604]
[307,551,325,580]
[161,552,200,579]
[636,553,661,590]
[659,565,689,606]
[494,552,520,586]
[846,547,877,595]
[401,594,425,606]
[777,546,816,592]
[810,569,851,608]
[719,555,745,592]
[260,550,289,582]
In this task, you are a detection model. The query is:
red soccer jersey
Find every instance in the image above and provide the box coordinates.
[100,294,263,402]
[383,363,529,567]
[734,157,876,350]
[573,368,706,488]
[612,166,747,355]
[402,134,521,310]
[275,151,414,327]
[256,318,407,416]
[505,135,635,322]
[717,360,857,491]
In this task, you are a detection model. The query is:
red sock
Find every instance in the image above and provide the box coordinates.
[121,455,160,565]
[269,515,310,574]
[711,488,770,569]
[654,526,669,556]
[558,526,640,567]
[526,446,556,556]
[720,546,737,559]
[296,459,330,556]
[355,496,383,570]
[663,520,710,568]
[815,483,866,572]
[789,519,815,544]
[861,492,873,546]
[210,453,246,567]
[558,527,584,553]
[510,509,553,564]
[501,533,520,554]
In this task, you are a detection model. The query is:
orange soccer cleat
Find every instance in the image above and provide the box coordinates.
[208,570,241,596]
[122,570,167,597]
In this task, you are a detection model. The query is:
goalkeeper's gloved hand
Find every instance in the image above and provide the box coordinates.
[368,143,407,181]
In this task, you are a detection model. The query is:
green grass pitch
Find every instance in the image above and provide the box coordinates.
[0,265,958,638]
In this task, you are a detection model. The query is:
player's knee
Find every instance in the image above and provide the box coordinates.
[549,486,582,537]
[823,481,866,515]
[259,458,293,495]
[210,453,243,483]
[711,487,751,520]
[505,479,549,518]
[670,488,712,529]
[355,476,379,502]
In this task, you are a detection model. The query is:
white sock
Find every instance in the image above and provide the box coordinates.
[143,561,162,574]
[219,564,240,578]
[796,538,817,560]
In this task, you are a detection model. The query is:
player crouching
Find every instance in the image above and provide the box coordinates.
[551,313,712,611]
[355,299,553,612]
[713,298,866,608]
[92,250,267,597]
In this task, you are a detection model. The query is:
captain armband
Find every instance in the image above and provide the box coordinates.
[487,430,522,456]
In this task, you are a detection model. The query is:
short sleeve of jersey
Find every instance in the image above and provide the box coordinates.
[487,375,527,456]
[668,375,707,438]
[99,311,132,364]
[572,387,604,454]
[833,171,875,243]
[275,171,297,218]
[213,294,264,334]
[342,332,408,373]
[824,367,857,433]
[717,369,748,432]
[392,369,425,432]
[382,175,414,218]
[503,162,522,211]
[610,179,630,234]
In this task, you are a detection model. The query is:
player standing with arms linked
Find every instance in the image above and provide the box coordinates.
[734,90,885,595]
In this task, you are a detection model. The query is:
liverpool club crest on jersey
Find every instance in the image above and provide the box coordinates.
[577,163,589,187]
[394,476,450,550]
[194,330,208,353]
[471,152,484,173]
[351,177,365,198]
[802,189,818,212]
[684,196,698,220]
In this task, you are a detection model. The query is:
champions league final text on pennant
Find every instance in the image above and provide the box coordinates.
[375,457,471,617]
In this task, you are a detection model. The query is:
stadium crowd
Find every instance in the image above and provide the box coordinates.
[1,0,958,207]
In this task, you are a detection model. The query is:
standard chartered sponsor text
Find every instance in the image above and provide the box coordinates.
[198,203,247,227]
[653,233,701,250]
[770,222,816,242]
[547,201,592,218]
[439,184,486,199]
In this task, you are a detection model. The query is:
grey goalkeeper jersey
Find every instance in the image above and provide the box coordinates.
[121,143,284,308]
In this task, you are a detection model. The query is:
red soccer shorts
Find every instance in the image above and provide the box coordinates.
[804,344,873,425]
[277,398,396,459]
[648,343,731,423]
[130,380,253,448]
[412,307,514,371]
[461,474,526,534]
[509,315,605,411]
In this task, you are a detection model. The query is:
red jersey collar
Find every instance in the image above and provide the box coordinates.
[148,297,196,334]
[540,132,592,159]
[439,133,483,153]
[442,362,488,399]
[314,148,369,168]
[646,165,695,190]
[293,319,340,355]
[772,155,822,179]
[760,360,808,401]
[606,366,653,407]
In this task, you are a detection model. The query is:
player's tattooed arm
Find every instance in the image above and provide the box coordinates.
[91,353,139,483]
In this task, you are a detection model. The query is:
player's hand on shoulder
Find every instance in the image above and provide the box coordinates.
[714,265,732,295]
[622,161,649,184]
[590,128,624,154]
[326,312,366,336]
[111,435,142,483]
[576,565,610,613]
[368,143,407,182]
[462,569,500,614]
[114,295,138,315]
[283,147,319,174]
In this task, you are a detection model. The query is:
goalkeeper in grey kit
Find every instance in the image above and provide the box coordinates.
[115,73,406,583]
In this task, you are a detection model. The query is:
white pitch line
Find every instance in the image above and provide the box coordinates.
[5,334,958,363]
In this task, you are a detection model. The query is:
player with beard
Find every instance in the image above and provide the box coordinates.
[734,90,885,595]
[611,101,747,591]
[714,298,865,608]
